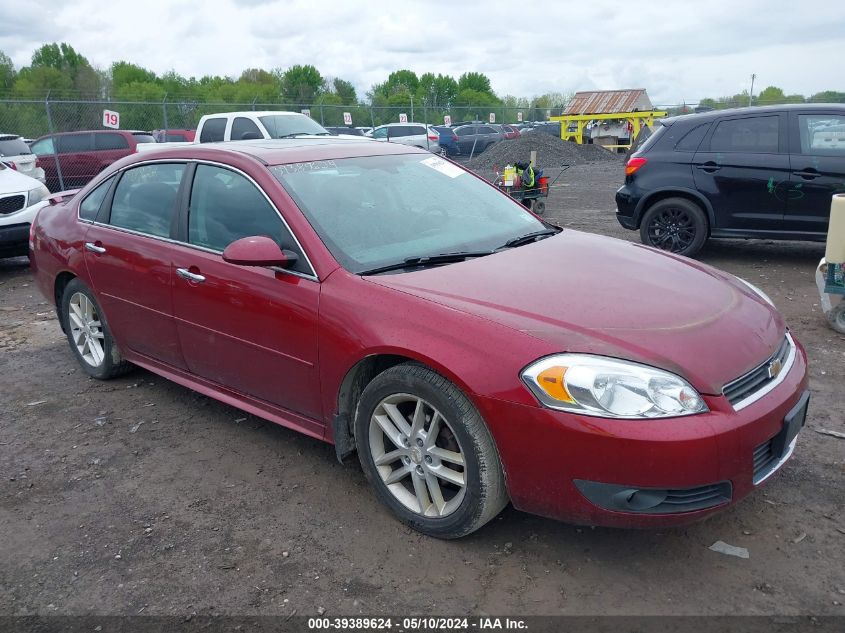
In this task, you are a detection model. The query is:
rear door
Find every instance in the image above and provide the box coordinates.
[170,162,322,423]
[455,126,477,153]
[93,132,132,176]
[692,113,788,231]
[83,161,188,369]
[785,110,845,235]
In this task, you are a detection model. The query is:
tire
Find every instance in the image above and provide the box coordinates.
[639,197,708,257]
[828,302,845,334]
[533,200,546,215]
[354,363,508,539]
[60,278,133,380]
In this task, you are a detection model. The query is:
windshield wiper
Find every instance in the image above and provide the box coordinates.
[278,132,331,138]
[501,228,560,249]
[358,250,494,276]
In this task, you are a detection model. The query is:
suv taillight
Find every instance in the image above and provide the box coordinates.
[428,133,439,142]
[625,156,647,176]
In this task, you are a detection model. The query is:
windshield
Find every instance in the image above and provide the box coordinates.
[0,137,32,157]
[259,114,329,138]
[271,154,546,274]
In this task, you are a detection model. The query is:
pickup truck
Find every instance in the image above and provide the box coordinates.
[138,111,336,151]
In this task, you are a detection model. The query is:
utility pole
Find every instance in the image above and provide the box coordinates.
[749,73,756,106]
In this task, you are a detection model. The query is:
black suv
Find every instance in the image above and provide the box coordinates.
[615,104,845,256]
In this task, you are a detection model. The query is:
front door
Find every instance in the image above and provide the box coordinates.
[83,161,188,368]
[785,110,845,235]
[170,163,322,423]
[692,113,789,231]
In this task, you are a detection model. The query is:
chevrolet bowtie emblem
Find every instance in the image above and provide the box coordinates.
[767,358,783,379]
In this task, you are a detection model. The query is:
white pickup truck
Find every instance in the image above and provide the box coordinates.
[138,111,339,151]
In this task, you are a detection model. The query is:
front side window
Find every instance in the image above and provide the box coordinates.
[231,117,262,140]
[199,118,226,143]
[709,116,779,153]
[188,164,308,273]
[455,127,475,137]
[272,154,545,274]
[108,163,185,238]
[94,133,129,151]
[372,127,389,139]
[799,114,845,155]
[79,176,115,221]
[57,133,93,154]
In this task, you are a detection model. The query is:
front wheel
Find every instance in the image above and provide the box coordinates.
[640,197,708,257]
[532,200,546,215]
[355,364,508,539]
[828,302,845,334]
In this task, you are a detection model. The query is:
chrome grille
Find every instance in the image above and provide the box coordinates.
[723,334,794,409]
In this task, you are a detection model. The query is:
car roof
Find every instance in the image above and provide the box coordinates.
[377,122,427,127]
[35,129,152,139]
[662,103,845,126]
[126,137,428,166]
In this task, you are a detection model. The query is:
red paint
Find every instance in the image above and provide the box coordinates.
[30,140,809,528]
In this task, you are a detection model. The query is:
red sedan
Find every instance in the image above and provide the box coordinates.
[29,139,809,538]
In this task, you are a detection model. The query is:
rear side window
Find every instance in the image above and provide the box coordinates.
[57,133,93,154]
[0,136,31,156]
[108,163,185,238]
[132,133,156,144]
[231,117,262,141]
[798,115,845,155]
[675,123,711,152]
[79,176,115,221]
[199,118,227,143]
[709,116,779,153]
[94,133,129,151]
[455,127,475,137]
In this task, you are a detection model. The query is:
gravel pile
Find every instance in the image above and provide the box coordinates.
[466,134,621,176]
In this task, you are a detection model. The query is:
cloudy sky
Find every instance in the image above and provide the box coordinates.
[1,0,842,105]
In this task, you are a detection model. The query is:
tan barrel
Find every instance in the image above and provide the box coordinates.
[827,194,845,264]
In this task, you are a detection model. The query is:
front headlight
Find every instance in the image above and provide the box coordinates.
[735,276,775,307]
[521,354,708,419]
[27,184,50,206]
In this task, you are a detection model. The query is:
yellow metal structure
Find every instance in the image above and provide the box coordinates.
[549,110,667,149]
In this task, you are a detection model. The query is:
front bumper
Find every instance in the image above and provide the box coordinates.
[0,222,30,257]
[474,342,809,528]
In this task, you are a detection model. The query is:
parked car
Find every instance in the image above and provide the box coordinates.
[355,126,373,135]
[616,104,845,256]
[29,130,157,192]
[325,126,365,136]
[0,133,45,183]
[30,138,808,538]
[367,123,441,153]
[153,129,196,142]
[501,124,521,140]
[452,124,504,155]
[432,125,460,156]
[0,161,49,258]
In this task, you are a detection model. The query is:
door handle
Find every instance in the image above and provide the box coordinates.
[793,170,821,179]
[696,162,721,173]
[84,242,106,254]
[176,267,206,283]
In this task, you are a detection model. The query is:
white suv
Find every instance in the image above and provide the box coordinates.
[368,123,442,153]
[0,133,45,183]
[0,162,49,259]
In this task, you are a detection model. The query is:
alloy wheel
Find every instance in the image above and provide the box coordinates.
[68,292,105,367]
[647,207,696,253]
[368,393,467,518]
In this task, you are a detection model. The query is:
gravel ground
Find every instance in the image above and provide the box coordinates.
[466,135,621,176]
[1,163,844,618]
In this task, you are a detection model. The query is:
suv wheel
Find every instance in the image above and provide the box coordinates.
[355,364,508,539]
[640,197,708,257]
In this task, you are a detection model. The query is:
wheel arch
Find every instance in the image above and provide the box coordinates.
[54,270,77,332]
[635,188,714,234]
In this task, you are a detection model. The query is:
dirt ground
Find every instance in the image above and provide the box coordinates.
[1,162,843,617]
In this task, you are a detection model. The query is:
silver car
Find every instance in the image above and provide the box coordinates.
[0,133,45,183]
[367,123,441,153]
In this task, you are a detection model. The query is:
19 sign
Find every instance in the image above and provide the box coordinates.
[102,109,120,129]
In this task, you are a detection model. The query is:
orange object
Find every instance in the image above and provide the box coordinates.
[538,176,549,193]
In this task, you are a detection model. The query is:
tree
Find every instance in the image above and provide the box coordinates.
[280,64,322,103]
[809,91,845,103]
[417,73,458,109]
[0,51,15,93]
[332,78,357,105]
[756,86,785,105]
[111,61,157,89]
[458,72,492,95]
[386,69,419,96]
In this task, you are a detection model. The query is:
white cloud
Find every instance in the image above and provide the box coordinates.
[0,0,842,104]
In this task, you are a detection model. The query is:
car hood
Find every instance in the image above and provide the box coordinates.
[366,230,785,394]
[0,166,43,194]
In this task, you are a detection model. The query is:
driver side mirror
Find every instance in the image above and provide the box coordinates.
[222,236,298,268]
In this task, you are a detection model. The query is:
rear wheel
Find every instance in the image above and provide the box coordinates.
[828,302,845,334]
[640,197,708,257]
[61,278,133,379]
[355,364,508,539]
[533,200,546,215]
